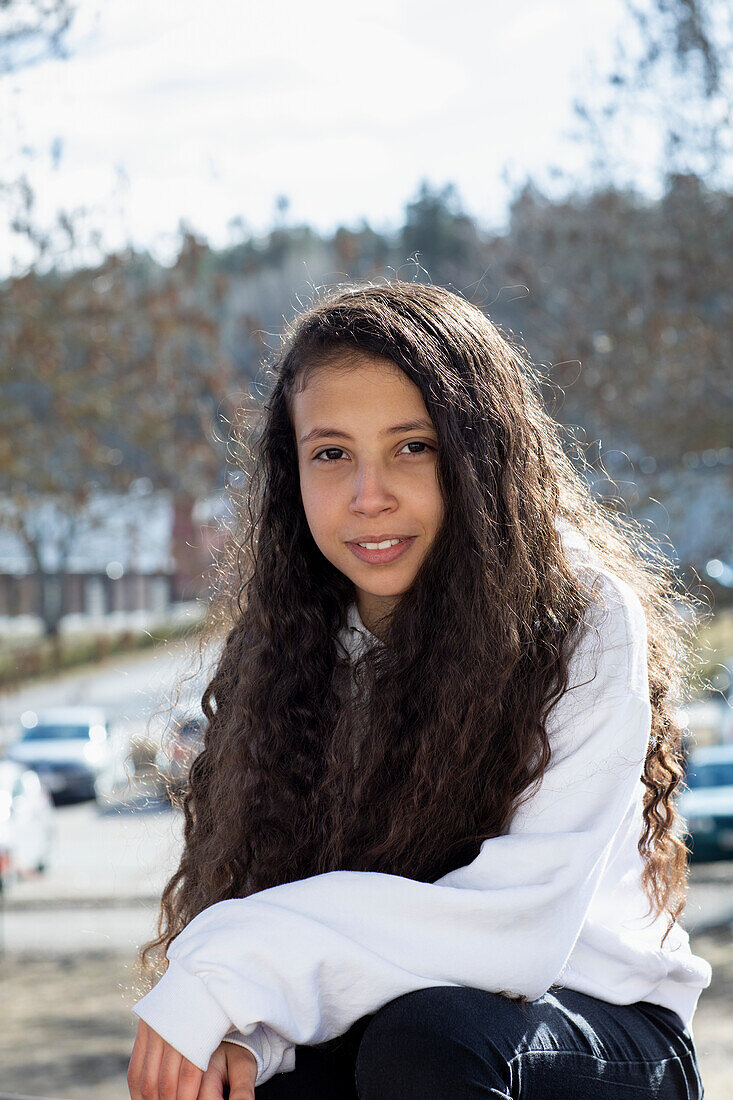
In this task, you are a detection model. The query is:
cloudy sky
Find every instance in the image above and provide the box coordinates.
[2,0,658,276]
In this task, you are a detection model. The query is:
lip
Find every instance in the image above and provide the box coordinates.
[345,535,417,565]
[346,534,415,544]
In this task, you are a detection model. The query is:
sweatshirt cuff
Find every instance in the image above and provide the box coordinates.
[131,957,234,1072]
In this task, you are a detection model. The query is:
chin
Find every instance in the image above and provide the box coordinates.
[355,575,415,598]
[334,554,420,597]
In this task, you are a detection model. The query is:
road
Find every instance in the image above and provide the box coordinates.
[0,633,220,752]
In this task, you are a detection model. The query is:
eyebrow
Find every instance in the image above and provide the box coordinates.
[298,418,436,446]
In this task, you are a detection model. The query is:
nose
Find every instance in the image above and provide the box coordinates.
[349,460,398,517]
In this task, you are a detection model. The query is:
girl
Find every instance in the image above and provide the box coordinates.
[128,280,711,1099]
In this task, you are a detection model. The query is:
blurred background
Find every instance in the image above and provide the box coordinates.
[0,0,731,1096]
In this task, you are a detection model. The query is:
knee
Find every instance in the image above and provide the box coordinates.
[354,986,508,1099]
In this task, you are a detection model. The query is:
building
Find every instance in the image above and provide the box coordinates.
[0,485,216,635]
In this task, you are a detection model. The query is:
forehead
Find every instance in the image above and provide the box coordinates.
[291,354,427,422]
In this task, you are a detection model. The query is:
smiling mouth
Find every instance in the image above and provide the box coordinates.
[345,536,417,564]
[349,537,409,550]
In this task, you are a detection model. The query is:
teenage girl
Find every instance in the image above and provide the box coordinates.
[127,280,710,1099]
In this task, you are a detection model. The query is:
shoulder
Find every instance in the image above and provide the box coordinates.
[557,524,650,708]
[541,542,653,766]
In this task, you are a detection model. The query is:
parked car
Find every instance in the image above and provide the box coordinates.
[0,759,55,889]
[4,706,131,804]
[154,714,205,800]
[679,744,733,861]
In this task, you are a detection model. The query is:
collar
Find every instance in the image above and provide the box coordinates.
[336,602,382,660]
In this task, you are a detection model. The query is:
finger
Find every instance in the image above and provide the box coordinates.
[139,1026,165,1099]
[127,1019,150,1099]
[158,1040,182,1098]
[176,1055,204,1100]
[228,1082,255,1100]
[228,1080,256,1100]
[227,1077,256,1100]
[227,1046,258,1100]
[196,1064,225,1100]
[230,1082,255,1100]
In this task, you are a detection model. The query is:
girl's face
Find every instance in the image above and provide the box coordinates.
[292,353,444,638]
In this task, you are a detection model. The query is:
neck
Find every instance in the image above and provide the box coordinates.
[356,592,397,642]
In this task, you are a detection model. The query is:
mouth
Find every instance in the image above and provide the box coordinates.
[345,535,417,565]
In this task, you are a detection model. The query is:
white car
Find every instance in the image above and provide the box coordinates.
[0,759,55,888]
[5,706,132,804]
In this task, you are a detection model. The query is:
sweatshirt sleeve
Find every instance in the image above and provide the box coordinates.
[132,573,653,1087]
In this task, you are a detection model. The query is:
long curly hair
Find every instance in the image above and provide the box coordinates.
[136,279,705,991]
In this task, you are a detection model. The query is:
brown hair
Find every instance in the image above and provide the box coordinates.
[136,279,703,991]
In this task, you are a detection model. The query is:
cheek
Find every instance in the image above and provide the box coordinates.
[417,473,444,532]
[299,474,340,541]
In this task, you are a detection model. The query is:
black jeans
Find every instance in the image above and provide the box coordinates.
[255,986,704,1098]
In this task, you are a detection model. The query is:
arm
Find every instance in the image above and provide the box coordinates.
[133,574,651,1087]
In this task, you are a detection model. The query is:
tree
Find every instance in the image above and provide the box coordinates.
[572,0,732,188]
[1,1,82,275]
[0,230,238,636]
[400,180,483,288]
[489,177,732,464]
[0,0,75,75]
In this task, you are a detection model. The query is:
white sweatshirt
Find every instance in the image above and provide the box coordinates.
[132,524,712,1086]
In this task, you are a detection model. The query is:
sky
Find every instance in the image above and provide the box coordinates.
[1,0,660,277]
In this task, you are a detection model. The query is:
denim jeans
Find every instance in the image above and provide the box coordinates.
[255,985,704,1098]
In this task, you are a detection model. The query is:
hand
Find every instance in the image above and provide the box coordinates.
[198,1041,258,1099]
[128,1019,257,1099]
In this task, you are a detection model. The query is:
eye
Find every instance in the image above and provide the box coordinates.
[313,447,346,463]
[398,440,435,455]
[312,441,436,463]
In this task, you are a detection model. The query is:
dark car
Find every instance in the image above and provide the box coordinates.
[679,744,733,861]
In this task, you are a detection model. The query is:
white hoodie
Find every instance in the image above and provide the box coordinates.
[132,524,712,1086]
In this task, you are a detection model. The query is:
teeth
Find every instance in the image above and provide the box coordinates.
[358,538,403,550]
